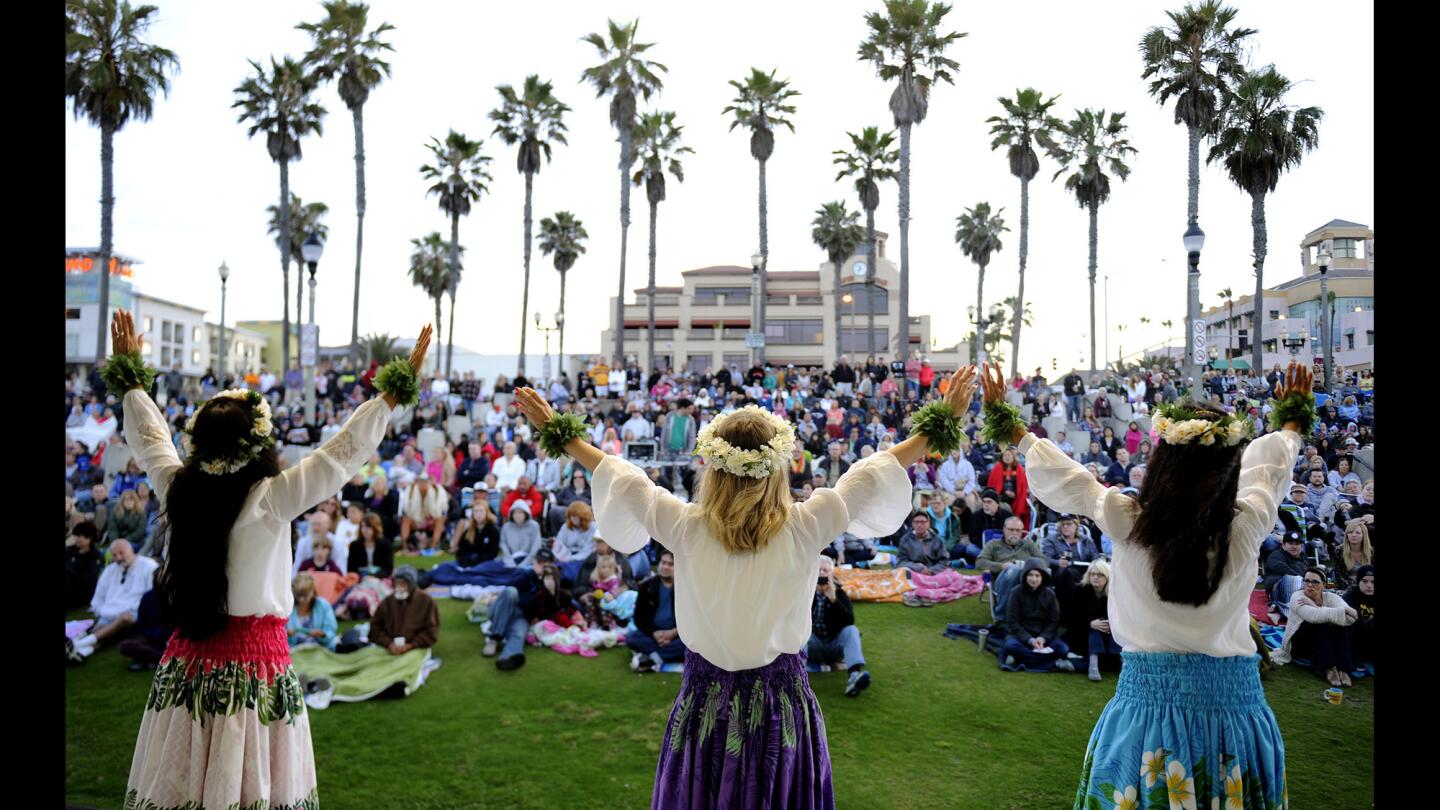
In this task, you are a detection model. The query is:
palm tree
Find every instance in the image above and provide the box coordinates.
[299,0,395,368]
[1044,109,1138,371]
[490,75,571,378]
[581,19,667,367]
[1207,64,1322,373]
[810,201,865,359]
[359,332,399,363]
[1216,287,1234,360]
[953,202,1008,363]
[987,87,1061,380]
[65,0,178,362]
[858,0,965,382]
[408,233,460,374]
[420,131,493,377]
[538,211,589,377]
[266,194,330,338]
[723,68,799,365]
[233,56,326,373]
[630,111,693,374]
[832,127,899,359]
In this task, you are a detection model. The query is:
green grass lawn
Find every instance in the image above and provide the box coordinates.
[66,560,1374,809]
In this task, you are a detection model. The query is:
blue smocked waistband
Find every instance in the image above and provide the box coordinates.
[1113,652,1267,711]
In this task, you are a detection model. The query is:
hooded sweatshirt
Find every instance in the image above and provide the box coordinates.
[1005,559,1061,645]
[500,500,542,568]
[370,567,440,650]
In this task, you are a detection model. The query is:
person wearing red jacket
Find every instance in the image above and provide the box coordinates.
[987,446,1030,529]
[500,477,546,525]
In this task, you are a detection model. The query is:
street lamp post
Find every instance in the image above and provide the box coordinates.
[556,310,566,383]
[217,261,230,385]
[534,311,561,385]
[841,292,854,360]
[1317,239,1334,394]
[1116,323,1127,369]
[749,253,764,368]
[1280,319,1309,358]
[968,303,1003,364]
[301,232,324,424]
[1183,223,1206,387]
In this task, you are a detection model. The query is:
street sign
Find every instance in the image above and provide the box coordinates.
[745,332,766,349]
[1191,320,1207,366]
[301,324,319,367]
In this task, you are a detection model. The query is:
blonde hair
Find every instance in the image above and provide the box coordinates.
[695,409,792,553]
[1084,559,1111,597]
[1341,519,1373,570]
[591,555,619,583]
[311,534,333,551]
[292,572,316,599]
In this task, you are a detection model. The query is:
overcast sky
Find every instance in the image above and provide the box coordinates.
[65,0,1373,373]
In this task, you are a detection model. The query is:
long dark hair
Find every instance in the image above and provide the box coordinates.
[155,397,279,640]
[1129,407,1244,607]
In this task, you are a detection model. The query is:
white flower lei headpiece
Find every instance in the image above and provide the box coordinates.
[184,389,276,474]
[694,405,796,479]
[1151,406,1250,448]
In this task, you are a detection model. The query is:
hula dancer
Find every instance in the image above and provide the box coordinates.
[111,310,432,810]
[512,367,975,809]
[979,361,1314,810]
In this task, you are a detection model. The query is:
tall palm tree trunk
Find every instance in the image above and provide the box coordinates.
[349,104,366,369]
[646,199,658,374]
[1088,201,1099,371]
[279,159,293,375]
[1184,122,1200,380]
[447,213,460,377]
[1010,175,1030,379]
[95,122,115,363]
[1250,189,1267,374]
[865,208,877,359]
[558,269,568,379]
[518,170,534,378]
[1186,124,1201,225]
[757,157,768,366]
[613,136,632,366]
[897,122,912,401]
[434,296,443,375]
[973,263,985,363]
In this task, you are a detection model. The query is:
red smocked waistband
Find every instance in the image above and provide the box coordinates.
[161,615,291,673]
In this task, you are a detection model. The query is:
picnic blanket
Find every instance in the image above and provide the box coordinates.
[529,620,629,657]
[832,566,915,603]
[1255,623,1371,678]
[908,569,985,603]
[1250,589,1278,625]
[942,623,1085,674]
[304,571,360,605]
[427,559,535,589]
[66,619,95,640]
[290,645,440,707]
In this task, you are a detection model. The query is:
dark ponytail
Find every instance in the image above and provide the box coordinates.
[154,397,279,640]
[1129,408,1245,607]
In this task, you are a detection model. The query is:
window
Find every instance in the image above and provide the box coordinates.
[1262,339,1277,353]
[142,339,152,355]
[840,329,889,354]
[652,328,675,339]
[193,326,202,342]
[66,308,81,320]
[191,350,201,365]
[694,286,750,306]
[686,354,712,374]
[795,295,823,305]
[143,317,153,333]
[767,293,791,305]
[1366,330,1374,346]
[689,328,713,341]
[173,328,183,347]
[1346,333,1355,351]
[723,353,748,369]
[763,319,824,345]
[162,321,172,341]
[840,284,888,315]
[654,296,680,306]
[1332,238,1359,259]
[66,334,78,357]
[161,346,171,366]
[722,326,748,340]
[1269,310,1280,321]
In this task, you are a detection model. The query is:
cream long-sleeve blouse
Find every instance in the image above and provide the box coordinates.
[124,389,394,618]
[1017,428,1302,658]
[592,452,911,671]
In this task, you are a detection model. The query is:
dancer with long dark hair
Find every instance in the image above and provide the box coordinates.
[979,361,1314,810]
[109,310,431,810]
[512,366,976,809]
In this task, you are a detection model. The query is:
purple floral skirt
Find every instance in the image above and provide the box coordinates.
[652,649,833,810]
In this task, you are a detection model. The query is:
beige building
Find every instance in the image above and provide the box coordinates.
[236,320,300,371]
[206,322,268,377]
[1192,219,1374,373]
[600,232,970,374]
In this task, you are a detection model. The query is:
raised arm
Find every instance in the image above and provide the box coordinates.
[106,311,183,499]
[888,366,976,468]
[1233,363,1313,557]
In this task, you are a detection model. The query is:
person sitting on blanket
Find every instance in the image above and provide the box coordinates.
[66,520,105,611]
[1001,559,1075,672]
[287,573,338,651]
[574,536,638,594]
[499,499,543,568]
[370,566,439,656]
[977,515,1047,614]
[553,501,598,562]
[627,548,684,673]
[1272,566,1358,687]
[118,588,175,672]
[1040,514,1101,589]
[578,554,627,630]
[1263,524,1309,620]
[350,513,395,578]
[1068,559,1120,682]
[897,512,949,574]
[532,562,583,627]
[1343,565,1374,668]
[68,539,159,663]
[482,550,553,671]
[832,530,877,566]
[292,510,347,577]
[808,555,871,697]
[961,488,1012,565]
[452,502,501,568]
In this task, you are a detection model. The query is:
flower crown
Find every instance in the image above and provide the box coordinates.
[694,405,796,479]
[184,389,276,475]
[1150,402,1251,448]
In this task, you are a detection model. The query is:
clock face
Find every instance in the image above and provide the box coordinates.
[852,261,868,277]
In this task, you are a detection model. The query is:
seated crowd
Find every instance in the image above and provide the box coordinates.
[64,356,1374,691]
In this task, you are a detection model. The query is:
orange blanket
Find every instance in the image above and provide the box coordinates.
[306,571,361,605]
[833,567,915,603]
